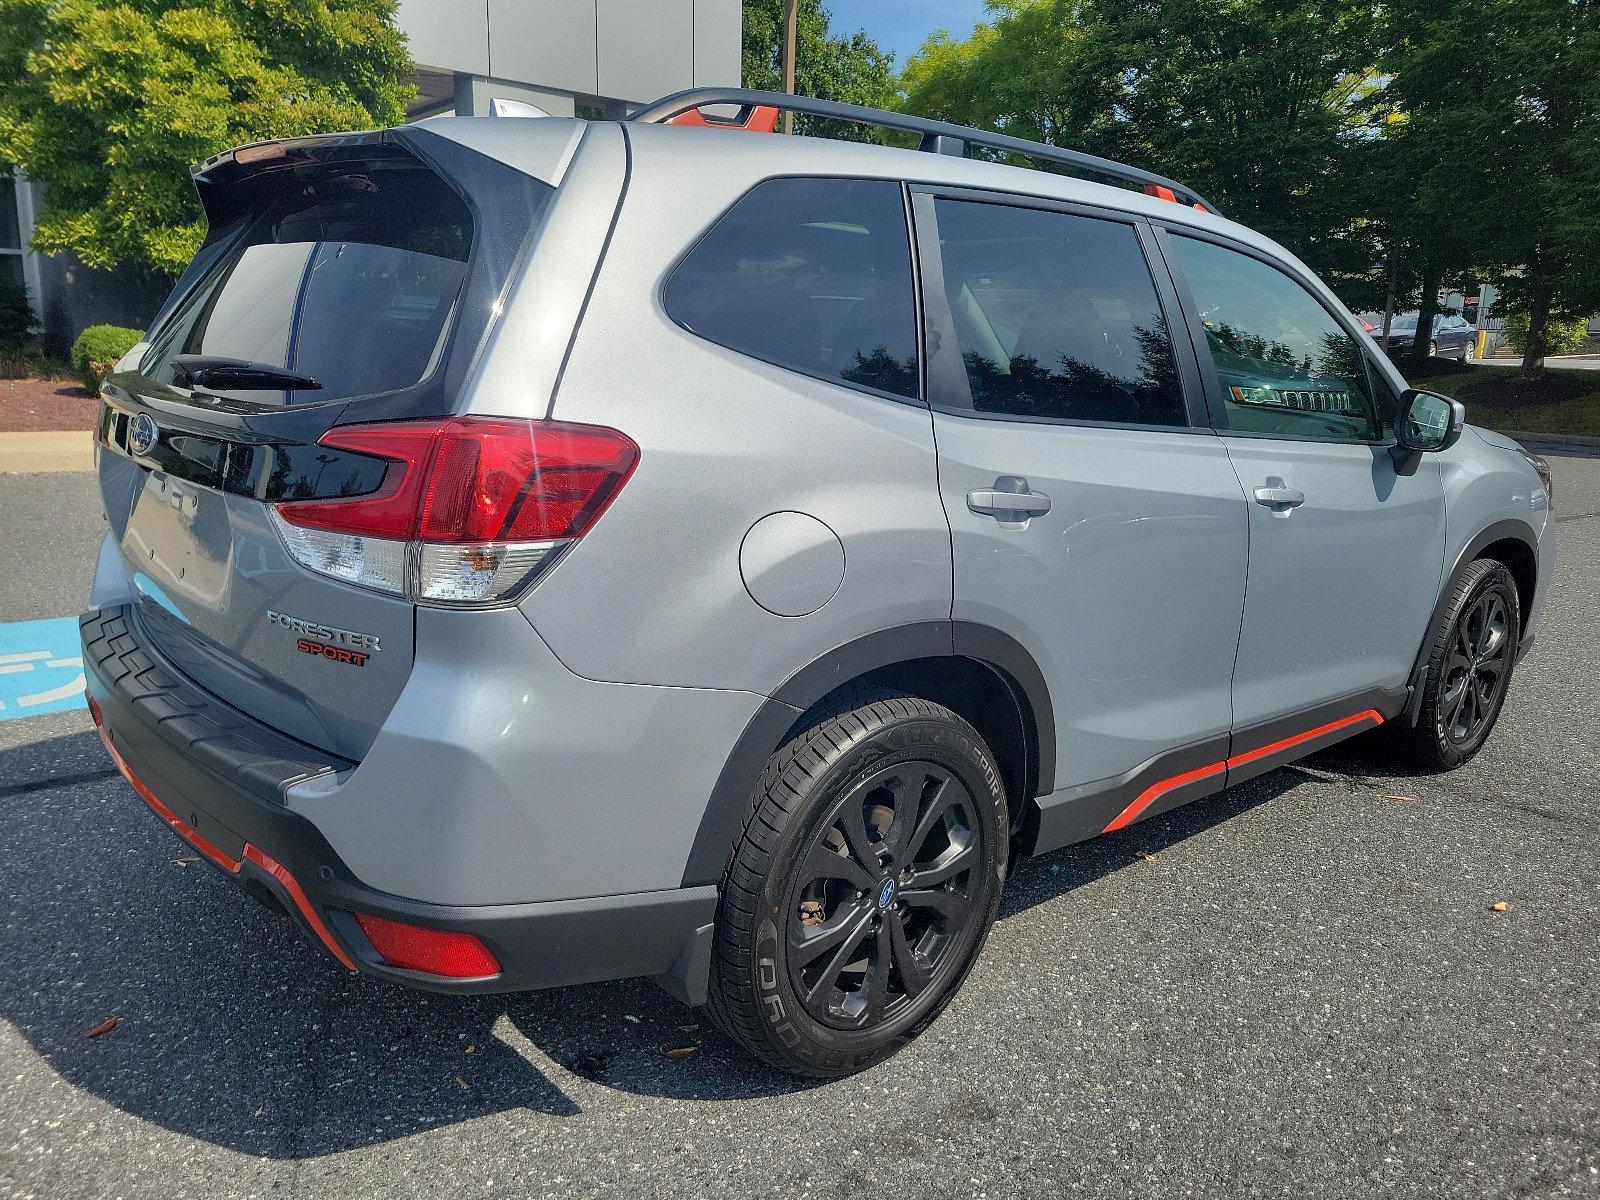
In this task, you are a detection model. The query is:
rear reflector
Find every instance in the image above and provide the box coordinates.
[270,417,638,605]
[354,912,501,979]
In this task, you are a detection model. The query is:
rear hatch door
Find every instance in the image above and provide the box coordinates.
[96,126,560,759]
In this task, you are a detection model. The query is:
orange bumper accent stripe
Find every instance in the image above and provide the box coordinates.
[1101,709,1386,834]
[90,696,356,972]
[243,845,357,971]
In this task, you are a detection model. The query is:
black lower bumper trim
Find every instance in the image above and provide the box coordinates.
[82,604,718,996]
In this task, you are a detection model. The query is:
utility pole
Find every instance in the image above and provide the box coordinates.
[782,0,798,134]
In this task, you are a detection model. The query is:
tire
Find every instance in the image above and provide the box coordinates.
[1428,339,1438,357]
[1464,339,1476,362]
[1382,558,1520,771]
[706,691,1008,1078]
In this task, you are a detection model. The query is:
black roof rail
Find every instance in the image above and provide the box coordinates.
[628,87,1221,216]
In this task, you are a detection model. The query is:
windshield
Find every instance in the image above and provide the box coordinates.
[141,165,472,406]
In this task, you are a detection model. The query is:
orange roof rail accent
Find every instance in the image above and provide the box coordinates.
[665,104,780,134]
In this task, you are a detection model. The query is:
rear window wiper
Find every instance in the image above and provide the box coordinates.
[169,354,322,392]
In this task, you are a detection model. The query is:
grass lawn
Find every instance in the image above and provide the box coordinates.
[1403,359,1600,438]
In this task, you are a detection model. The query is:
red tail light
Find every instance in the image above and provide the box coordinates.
[354,912,501,979]
[269,417,638,604]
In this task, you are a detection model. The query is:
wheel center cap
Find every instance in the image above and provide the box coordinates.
[877,878,897,909]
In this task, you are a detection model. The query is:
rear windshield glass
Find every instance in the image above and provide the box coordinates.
[141,165,472,405]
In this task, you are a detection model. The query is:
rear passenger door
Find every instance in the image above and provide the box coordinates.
[911,190,1250,825]
[1156,229,1447,745]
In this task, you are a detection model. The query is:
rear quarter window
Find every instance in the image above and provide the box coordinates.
[663,177,920,400]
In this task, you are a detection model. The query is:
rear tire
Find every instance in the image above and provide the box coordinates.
[1382,559,1520,771]
[706,691,1007,1078]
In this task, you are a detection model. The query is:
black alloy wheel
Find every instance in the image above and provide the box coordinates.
[1439,589,1513,747]
[788,761,984,1030]
[707,691,1007,1078]
[1381,557,1521,770]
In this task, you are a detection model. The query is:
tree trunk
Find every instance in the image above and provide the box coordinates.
[1379,238,1399,352]
[1406,262,1441,372]
[1521,257,1554,381]
[781,0,798,135]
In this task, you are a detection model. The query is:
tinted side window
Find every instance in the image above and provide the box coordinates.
[1167,235,1382,442]
[930,199,1186,427]
[663,178,918,399]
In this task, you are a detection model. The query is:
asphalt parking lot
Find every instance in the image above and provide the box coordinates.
[1,453,1596,1199]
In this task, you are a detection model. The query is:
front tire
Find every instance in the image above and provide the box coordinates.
[707,692,1008,1078]
[1384,559,1520,770]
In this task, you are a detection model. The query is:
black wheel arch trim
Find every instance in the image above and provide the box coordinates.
[1402,518,1540,726]
[680,620,1056,888]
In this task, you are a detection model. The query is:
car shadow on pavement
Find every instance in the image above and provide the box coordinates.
[3,727,1318,1158]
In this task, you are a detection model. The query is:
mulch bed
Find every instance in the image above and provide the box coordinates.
[0,376,99,432]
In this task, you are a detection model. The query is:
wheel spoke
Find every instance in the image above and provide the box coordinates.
[803,839,876,892]
[906,836,978,889]
[859,922,893,1025]
[880,772,920,861]
[886,908,929,997]
[900,884,971,925]
[902,776,958,862]
[802,908,875,1017]
[835,800,881,877]
[790,899,870,965]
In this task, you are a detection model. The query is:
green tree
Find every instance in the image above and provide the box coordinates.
[1375,0,1600,376]
[742,0,898,133]
[900,0,1380,283]
[0,0,413,275]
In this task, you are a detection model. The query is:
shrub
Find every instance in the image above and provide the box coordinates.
[0,281,35,353]
[70,324,144,390]
[1502,310,1589,358]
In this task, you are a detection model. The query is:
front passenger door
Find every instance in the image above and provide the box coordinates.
[1159,231,1447,738]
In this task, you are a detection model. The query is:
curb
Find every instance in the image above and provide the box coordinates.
[1500,430,1600,451]
[0,431,95,474]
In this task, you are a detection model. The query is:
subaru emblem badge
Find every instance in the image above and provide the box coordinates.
[128,413,159,456]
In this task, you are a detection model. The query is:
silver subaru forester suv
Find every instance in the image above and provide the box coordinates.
[84,89,1554,1078]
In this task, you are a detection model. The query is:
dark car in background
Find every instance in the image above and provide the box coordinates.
[1375,311,1478,361]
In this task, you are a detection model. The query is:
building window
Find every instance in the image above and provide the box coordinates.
[0,172,25,290]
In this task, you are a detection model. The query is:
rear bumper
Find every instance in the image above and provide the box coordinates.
[81,605,717,997]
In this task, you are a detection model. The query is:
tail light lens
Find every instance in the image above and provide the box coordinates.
[269,417,638,605]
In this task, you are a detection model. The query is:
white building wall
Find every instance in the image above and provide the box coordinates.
[397,0,740,111]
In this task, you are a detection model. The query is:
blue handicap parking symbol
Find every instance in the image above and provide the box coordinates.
[0,616,87,721]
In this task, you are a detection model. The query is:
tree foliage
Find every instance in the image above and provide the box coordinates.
[0,0,413,274]
[742,0,898,134]
[1378,0,1600,374]
[900,0,1379,282]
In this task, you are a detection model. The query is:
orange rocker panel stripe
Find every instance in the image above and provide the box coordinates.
[90,699,357,971]
[1102,709,1384,834]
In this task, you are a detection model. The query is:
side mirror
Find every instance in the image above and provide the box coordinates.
[1396,388,1466,454]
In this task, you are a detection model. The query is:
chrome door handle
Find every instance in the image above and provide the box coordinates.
[1252,484,1305,508]
[967,476,1051,525]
